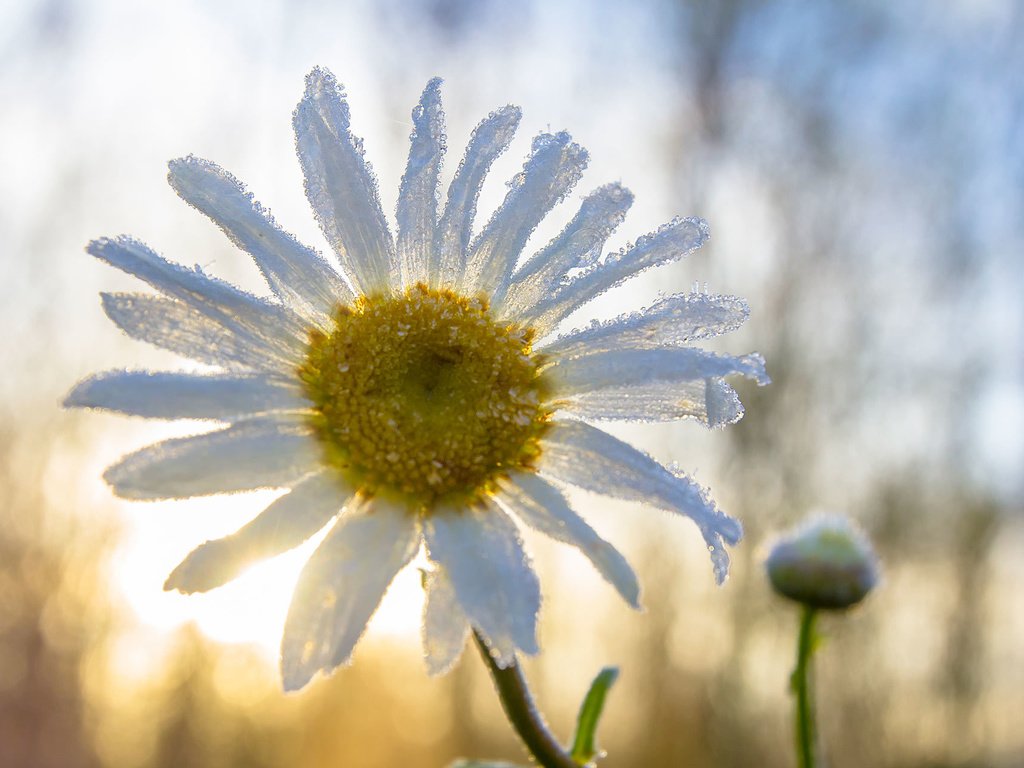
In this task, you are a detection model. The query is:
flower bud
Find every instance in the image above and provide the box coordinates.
[765,516,879,610]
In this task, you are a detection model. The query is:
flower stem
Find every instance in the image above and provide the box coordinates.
[793,606,818,768]
[473,631,579,768]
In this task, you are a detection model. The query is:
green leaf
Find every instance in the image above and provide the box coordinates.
[570,666,619,765]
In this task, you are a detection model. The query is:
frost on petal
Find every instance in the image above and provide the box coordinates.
[705,377,746,428]
[523,217,711,338]
[397,78,445,289]
[501,183,633,318]
[497,472,640,608]
[103,415,319,500]
[546,347,770,398]
[101,293,289,371]
[280,497,419,691]
[168,156,353,321]
[165,470,353,593]
[463,132,588,301]
[422,566,470,676]
[434,105,521,287]
[538,292,750,361]
[65,370,306,421]
[540,420,742,583]
[557,377,745,427]
[293,67,396,294]
[88,237,308,364]
[424,502,540,668]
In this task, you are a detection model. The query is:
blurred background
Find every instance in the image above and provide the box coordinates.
[2,0,1022,766]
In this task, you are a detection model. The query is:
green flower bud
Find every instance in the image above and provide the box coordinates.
[765,516,879,610]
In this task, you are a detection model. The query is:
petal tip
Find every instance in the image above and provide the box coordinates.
[279,643,319,693]
[305,65,338,92]
[491,104,523,132]
[62,381,88,410]
[162,572,184,593]
[280,668,311,694]
[625,586,643,611]
[85,237,109,257]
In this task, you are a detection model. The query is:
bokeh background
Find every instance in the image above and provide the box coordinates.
[2,1,1022,766]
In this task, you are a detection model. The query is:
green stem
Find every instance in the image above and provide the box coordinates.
[473,632,578,768]
[793,606,818,768]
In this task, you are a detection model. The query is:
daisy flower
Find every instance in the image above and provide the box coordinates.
[67,68,768,691]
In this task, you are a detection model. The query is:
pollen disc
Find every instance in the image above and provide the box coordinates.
[300,285,551,507]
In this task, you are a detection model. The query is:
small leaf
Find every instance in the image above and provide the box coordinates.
[570,666,619,764]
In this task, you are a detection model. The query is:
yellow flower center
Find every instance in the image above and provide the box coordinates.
[299,284,551,509]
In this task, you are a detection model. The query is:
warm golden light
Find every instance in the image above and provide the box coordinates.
[108,491,427,660]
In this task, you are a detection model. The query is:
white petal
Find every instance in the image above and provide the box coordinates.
[434,105,521,287]
[557,377,745,427]
[497,472,640,608]
[422,566,470,676]
[546,347,770,398]
[293,67,395,294]
[103,415,319,500]
[538,292,750,361]
[539,420,742,584]
[101,292,287,371]
[523,216,711,337]
[65,370,306,420]
[165,470,353,593]
[168,155,353,320]
[501,183,633,318]
[396,78,445,289]
[424,502,540,668]
[280,497,420,691]
[463,132,588,300]
[88,237,308,364]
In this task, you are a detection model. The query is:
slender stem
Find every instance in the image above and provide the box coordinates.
[793,606,818,768]
[473,631,579,768]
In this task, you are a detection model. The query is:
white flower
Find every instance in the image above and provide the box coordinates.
[67,68,769,691]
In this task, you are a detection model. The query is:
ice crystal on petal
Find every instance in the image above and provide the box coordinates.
[397,78,445,289]
[502,183,633,316]
[465,131,589,301]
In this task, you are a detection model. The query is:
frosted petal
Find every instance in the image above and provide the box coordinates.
[280,497,419,691]
[294,67,396,294]
[168,155,353,320]
[557,377,744,428]
[396,78,445,289]
[539,420,742,584]
[422,566,470,676]
[434,106,521,287]
[101,293,289,371]
[103,415,319,500]
[424,502,540,668]
[539,292,750,361]
[501,183,632,318]
[523,217,711,337]
[88,237,307,364]
[497,473,640,608]
[706,377,747,428]
[463,132,588,300]
[65,370,306,421]
[546,348,769,397]
[165,470,353,593]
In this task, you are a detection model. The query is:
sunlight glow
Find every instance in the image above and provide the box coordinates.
[109,491,427,661]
